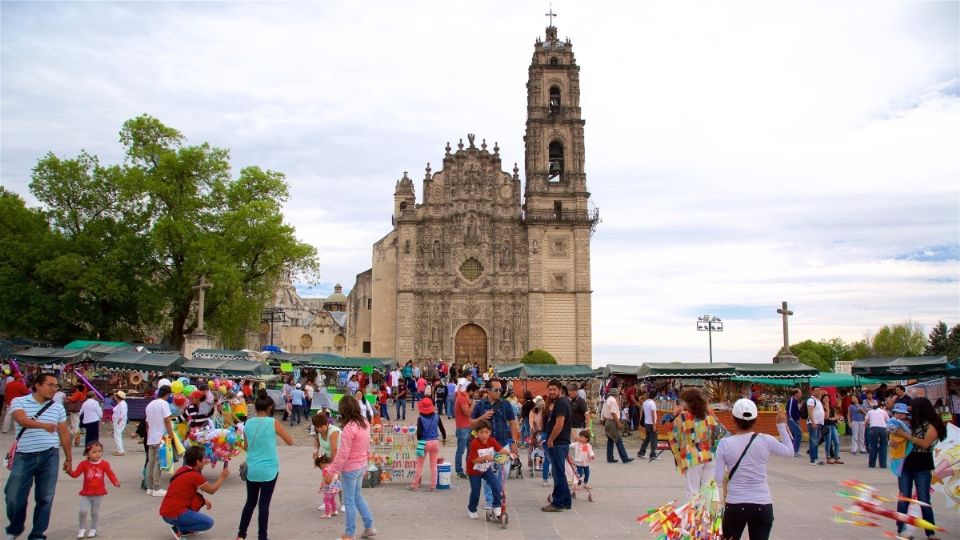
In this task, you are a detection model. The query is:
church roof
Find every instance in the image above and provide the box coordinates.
[328,311,348,328]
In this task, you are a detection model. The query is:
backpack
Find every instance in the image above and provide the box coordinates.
[799,398,810,421]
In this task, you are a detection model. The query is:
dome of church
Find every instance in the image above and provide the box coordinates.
[325,283,347,305]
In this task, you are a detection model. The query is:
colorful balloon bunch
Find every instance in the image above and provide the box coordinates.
[833,479,945,534]
[188,424,245,464]
[637,482,723,540]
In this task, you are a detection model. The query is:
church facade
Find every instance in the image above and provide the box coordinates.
[348,24,597,370]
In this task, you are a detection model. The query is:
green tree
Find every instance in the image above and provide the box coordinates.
[1,115,318,347]
[871,321,926,357]
[848,340,872,360]
[521,349,557,364]
[925,321,960,359]
[790,339,832,371]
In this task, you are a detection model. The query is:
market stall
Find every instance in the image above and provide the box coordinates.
[852,355,950,380]
[96,350,187,420]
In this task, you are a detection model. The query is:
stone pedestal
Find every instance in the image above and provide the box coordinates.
[182,332,216,358]
[772,348,799,364]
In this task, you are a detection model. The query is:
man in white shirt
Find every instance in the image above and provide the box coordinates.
[601,388,634,463]
[144,386,175,496]
[637,391,659,460]
[390,367,401,392]
[864,403,890,468]
[79,392,103,447]
[806,387,825,465]
[112,391,128,455]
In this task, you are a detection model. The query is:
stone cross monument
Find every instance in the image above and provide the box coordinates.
[191,276,214,333]
[772,300,800,364]
[182,275,216,358]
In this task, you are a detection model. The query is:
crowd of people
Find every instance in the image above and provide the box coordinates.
[1,366,954,540]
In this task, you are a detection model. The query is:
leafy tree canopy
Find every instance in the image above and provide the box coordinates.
[870,321,926,357]
[1,115,318,348]
[925,321,960,359]
[521,349,557,365]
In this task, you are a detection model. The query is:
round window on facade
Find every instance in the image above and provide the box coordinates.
[459,258,483,282]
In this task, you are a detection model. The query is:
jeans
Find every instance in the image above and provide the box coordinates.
[446,396,455,419]
[787,418,802,454]
[468,469,502,512]
[605,422,630,461]
[4,447,59,540]
[395,398,406,420]
[340,468,374,538]
[546,444,571,508]
[455,427,471,475]
[483,457,513,507]
[520,418,530,444]
[722,503,774,540]
[576,465,590,485]
[638,424,657,456]
[436,397,445,416]
[807,423,821,463]
[379,403,389,420]
[866,426,888,468]
[542,441,551,481]
[163,510,213,535]
[824,425,839,459]
[290,403,302,424]
[237,474,278,540]
[897,468,935,535]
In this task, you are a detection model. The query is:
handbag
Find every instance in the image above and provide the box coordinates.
[240,417,266,481]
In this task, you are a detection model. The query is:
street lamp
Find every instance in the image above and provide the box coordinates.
[696,315,723,363]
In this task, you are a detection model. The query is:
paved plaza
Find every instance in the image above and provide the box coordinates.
[3,420,959,540]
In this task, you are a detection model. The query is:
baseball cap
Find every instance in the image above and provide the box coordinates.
[892,403,909,415]
[732,398,758,420]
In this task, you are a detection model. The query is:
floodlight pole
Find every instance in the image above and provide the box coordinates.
[697,315,724,363]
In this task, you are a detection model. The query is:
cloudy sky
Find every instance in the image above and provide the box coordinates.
[2,1,958,366]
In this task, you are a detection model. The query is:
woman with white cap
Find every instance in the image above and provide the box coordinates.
[713,398,793,540]
[112,391,128,455]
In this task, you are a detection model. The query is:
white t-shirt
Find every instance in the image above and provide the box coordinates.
[642,399,658,426]
[865,407,889,428]
[144,398,172,445]
[602,396,620,420]
[113,400,128,424]
[391,370,400,387]
[79,398,102,423]
[806,397,825,425]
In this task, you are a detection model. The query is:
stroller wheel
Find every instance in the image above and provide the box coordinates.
[500,512,509,529]
[588,493,593,502]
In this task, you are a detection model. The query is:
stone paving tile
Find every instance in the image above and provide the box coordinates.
[4,425,959,539]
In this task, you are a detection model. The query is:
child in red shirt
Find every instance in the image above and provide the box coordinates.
[466,420,511,519]
[66,442,120,538]
[378,386,390,420]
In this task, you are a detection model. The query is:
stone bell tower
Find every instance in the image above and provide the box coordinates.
[522,21,598,365]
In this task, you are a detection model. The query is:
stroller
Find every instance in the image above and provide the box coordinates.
[546,454,593,505]
[528,431,545,477]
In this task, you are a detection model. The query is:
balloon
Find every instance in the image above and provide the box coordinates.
[171,381,184,395]
[207,380,215,389]
[184,385,197,395]
[225,380,235,389]
[178,377,190,385]
[219,386,228,395]
[226,433,237,445]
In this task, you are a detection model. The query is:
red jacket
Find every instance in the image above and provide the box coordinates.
[67,459,119,496]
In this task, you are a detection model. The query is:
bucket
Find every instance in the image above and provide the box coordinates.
[436,462,451,490]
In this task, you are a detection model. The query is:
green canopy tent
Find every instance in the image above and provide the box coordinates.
[268,352,320,366]
[191,349,251,361]
[518,364,597,380]
[179,357,230,375]
[495,363,525,380]
[97,350,185,372]
[852,356,949,380]
[637,362,737,379]
[596,364,643,378]
[12,347,89,366]
[215,358,274,377]
[734,372,883,388]
[729,363,819,379]
[64,340,131,350]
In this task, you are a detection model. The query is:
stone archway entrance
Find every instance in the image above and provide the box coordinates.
[455,324,488,372]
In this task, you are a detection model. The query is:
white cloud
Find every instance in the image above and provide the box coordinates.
[2,1,958,365]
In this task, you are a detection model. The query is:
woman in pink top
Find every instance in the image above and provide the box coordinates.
[327,395,377,540]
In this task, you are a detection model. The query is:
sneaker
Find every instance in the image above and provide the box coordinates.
[541,504,563,512]
[78,530,87,539]
[152,489,167,497]
[649,454,660,461]
[456,472,467,479]
[542,480,550,487]
[637,452,645,458]
[467,510,479,519]
[340,505,346,512]
[146,489,154,496]
[360,528,378,539]
[170,526,182,539]
[493,507,502,517]
[794,452,801,458]
[622,458,635,464]
[817,461,825,465]
[809,461,818,466]
[87,530,97,538]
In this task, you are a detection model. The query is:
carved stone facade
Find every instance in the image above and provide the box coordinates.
[351,25,596,369]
